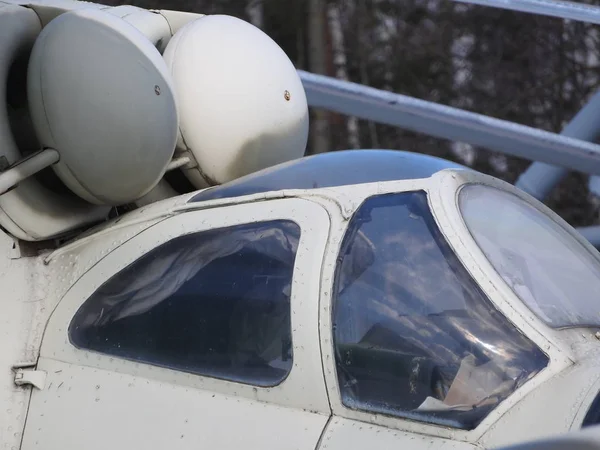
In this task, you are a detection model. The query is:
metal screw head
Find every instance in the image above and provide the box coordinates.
[154,85,161,96]
[284,90,291,101]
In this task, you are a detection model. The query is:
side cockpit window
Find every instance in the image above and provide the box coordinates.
[69,220,300,387]
[332,191,548,430]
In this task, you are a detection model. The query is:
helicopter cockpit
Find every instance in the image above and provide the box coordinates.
[57,147,600,435]
[5,2,600,449]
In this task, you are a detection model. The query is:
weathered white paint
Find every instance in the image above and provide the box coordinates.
[21,198,332,449]
[2,1,600,448]
[320,417,476,450]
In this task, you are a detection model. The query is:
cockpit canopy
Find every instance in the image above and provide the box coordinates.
[459,184,600,329]
[189,149,467,202]
[332,190,549,430]
[68,159,566,432]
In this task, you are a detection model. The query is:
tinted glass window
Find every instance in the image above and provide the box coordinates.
[69,220,300,387]
[333,191,548,430]
[460,184,600,329]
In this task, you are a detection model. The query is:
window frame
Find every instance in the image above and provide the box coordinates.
[329,188,550,429]
[430,171,577,433]
[40,197,332,415]
[317,174,572,444]
[67,219,302,388]
[431,169,590,358]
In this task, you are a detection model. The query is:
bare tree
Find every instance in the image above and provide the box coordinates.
[307,0,331,154]
[327,1,361,149]
[356,0,379,148]
[245,0,263,28]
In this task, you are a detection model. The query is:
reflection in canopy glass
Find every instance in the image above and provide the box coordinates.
[333,191,548,430]
[460,184,600,329]
[70,221,301,386]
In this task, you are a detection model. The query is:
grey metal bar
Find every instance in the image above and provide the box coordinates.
[516,90,600,199]
[514,164,566,200]
[0,149,59,196]
[299,71,600,175]
[575,225,600,248]
[589,176,600,198]
[452,0,600,25]
[451,0,600,203]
